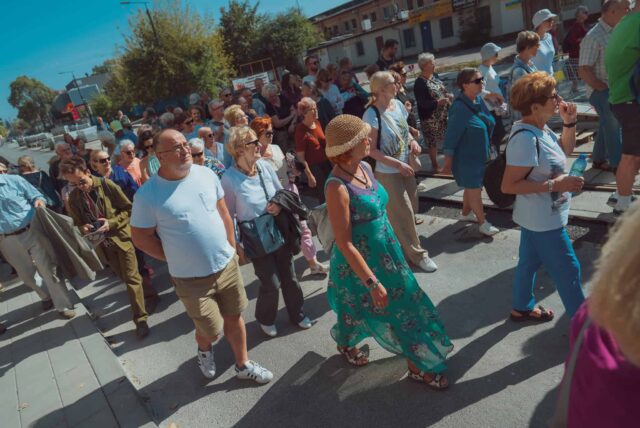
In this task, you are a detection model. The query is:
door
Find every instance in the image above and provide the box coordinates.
[375,36,384,55]
[420,20,433,52]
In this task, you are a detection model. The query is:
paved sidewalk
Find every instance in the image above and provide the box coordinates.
[0,264,156,428]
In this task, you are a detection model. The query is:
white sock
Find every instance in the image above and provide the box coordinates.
[617,195,632,208]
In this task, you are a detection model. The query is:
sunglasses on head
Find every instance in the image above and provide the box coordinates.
[192,152,204,158]
[94,158,110,165]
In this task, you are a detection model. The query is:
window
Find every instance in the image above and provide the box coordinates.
[363,13,369,20]
[407,0,414,9]
[351,18,357,29]
[344,21,350,31]
[417,0,424,7]
[440,16,454,39]
[356,41,365,56]
[403,28,416,48]
[371,12,377,22]
[383,6,392,21]
[333,25,338,35]
[475,6,491,27]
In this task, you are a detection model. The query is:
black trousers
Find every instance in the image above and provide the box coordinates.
[309,161,333,204]
[252,246,304,325]
[491,111,506,148]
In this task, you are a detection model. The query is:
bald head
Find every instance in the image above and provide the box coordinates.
[155,128,184,151]
[602,0,632,25]
[198,126,212,139]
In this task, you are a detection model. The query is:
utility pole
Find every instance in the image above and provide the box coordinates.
[121,1,160,46]
[59,71,95,126]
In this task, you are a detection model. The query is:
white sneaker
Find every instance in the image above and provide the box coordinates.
[309,263,329,274]
[479,222,500,236]
[458,211,478,222]
[235,360,274,384]
[197,345,216,379]
[298,316,313,329]
[417,257,438,272]
[260,323,278,337]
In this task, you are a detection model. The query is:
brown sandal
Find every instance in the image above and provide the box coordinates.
[408,369,449,390]
[337,345,369,367]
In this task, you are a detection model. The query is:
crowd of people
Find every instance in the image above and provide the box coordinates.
[1,2,638,422]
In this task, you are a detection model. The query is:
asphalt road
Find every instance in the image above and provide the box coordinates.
[1,143,607,427]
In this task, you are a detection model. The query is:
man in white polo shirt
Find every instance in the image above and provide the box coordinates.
[131,129,273,384]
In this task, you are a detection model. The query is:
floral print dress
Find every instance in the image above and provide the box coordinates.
[326,165,453,373]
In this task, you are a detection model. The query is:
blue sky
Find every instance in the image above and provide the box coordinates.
[0,0,343,121]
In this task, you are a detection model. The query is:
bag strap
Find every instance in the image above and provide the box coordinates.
[551,317,592,428]
[506,128,540,180]
[371,106,382,150]
[256,163,271,202]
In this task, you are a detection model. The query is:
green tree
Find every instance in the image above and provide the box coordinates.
[218,0,266,70]
[260,9,323,72]
[90,93,116,119]
[108,0,234,107]
[12,118,30,133]
[8,76,56,128]
[91,59,117,75]
[0,124,8,138]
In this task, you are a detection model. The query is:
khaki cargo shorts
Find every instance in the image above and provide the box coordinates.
[172,255,247,338]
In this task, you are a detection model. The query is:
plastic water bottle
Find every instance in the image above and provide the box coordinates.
[569,154,588,177]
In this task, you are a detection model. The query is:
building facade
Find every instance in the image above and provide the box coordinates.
[308,0,601,68]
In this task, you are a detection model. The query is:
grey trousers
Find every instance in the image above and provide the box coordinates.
[0,229,73,311]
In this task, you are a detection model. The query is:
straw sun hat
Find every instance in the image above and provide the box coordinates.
[325,114,371,158]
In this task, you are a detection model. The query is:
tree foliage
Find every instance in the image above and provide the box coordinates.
[0,124,8,138]
[218,3,323,74]
[107,0,234,108]
[91,59,117,75]
[8,76,56,126]
[12,118,30,133]
[90,93,116,119]
[218,0,266,70]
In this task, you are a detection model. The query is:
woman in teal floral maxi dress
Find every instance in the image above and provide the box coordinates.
[324,114,453,389]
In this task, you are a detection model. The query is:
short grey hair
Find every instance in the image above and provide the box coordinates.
[160,112,175,128]
[575,5,589,17]
[417,53,435,69]
[119,139,135,151]
[55,141,70,153]
[262,83,279,99]
[188,138,205,152]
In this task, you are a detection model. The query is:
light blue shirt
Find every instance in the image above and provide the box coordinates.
[531,33,555,75]
[221,160,282,224]
[252,98,266,116]
[363,99,410,174]
[130,164,235,278]
[205,142,226,164]
[506,122,570,232]
[0,174,45,234]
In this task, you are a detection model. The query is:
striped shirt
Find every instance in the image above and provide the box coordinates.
[579,18,613,97]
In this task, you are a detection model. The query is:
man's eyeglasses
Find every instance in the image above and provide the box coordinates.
[191,152,204,159]
[94,158,110,165]
[158,143,190,154]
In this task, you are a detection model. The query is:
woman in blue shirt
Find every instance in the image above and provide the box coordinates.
[443,68,499,236]
[531,9,558,75]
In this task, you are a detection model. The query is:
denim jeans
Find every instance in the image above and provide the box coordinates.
[513,227,584,317]
[589,89,622,167]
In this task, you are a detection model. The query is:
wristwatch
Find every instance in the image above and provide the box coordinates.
[365,276,380,290]
[562,122,577,128]
[547,180,554,193]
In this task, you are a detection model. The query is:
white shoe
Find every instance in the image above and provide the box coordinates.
[479,222,500,236]
[458,211,478,222]
[309,263,329,274]
[298,316,313,329]
[197,345,216,379]
[260,323,277,337]
[235,360,274,384]
[417,257,438,273]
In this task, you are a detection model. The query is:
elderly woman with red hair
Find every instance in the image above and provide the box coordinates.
[295,97,333,204]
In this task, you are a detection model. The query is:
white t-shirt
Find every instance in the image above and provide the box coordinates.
[130,164,235,278]
[320,83,344,114]
[262,144,287,184]
[531,33,555,75]
[363,99,411,174]
[506,122,570,232]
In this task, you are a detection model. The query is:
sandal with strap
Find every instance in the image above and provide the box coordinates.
[408,369,449,390]
[510,305,554,323]
[337,345,369,367]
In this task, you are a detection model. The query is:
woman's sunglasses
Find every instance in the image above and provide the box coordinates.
[94,158,110,165]
[245,139,260,147]
[470,77,485,85]
[264,131,274,138]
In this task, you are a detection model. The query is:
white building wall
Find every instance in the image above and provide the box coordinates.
[500,0,525,34]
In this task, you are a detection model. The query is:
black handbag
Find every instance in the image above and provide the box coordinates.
[238,165,285,259]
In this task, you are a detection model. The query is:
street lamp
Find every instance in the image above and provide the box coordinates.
[59,71,95,126]
[120,1,160,46]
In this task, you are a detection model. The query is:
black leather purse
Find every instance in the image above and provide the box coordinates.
[238,165,285,259]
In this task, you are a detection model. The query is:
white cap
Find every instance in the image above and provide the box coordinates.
[480,43,502,61]
[532,9,558,28]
